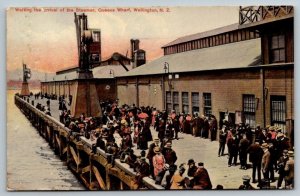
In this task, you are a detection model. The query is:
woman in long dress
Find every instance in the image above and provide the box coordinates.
[152,147,166,184]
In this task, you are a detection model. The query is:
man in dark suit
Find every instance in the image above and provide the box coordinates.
[247,140,263,184]
[239,134,250,169]
[209,115,218,141]
[203,116,210,139]
[193,162,212,190]
[162,142,177,166]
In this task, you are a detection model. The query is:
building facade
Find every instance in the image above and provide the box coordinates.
[116,6,294,137]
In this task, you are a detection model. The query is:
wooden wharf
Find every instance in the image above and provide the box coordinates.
[14,95,163,190]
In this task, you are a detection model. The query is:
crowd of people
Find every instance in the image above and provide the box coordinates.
[55,98,218,189]
[22,92,294,190]
[218,122,294,189]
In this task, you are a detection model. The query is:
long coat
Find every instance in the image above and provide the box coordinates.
[247,143,263,164]
[162,148,177,165]
[193,167,212,190]
[193,117,201,136]
[284,158,294,184]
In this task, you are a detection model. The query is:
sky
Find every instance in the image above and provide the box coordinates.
[7,6,239,73]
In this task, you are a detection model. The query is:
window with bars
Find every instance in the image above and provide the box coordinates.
[173,92,179,113]
[182,92,189,114]
[166,91,172,113]
[243,94,256,127]
[203,93,212,116]
[271,96,286,133]
[192,92,199,114]
[270,34,285,63]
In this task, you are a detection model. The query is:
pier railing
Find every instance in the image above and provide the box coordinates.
[14,95,164,190]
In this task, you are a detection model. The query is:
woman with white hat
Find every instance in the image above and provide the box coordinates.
[153,147,166,184]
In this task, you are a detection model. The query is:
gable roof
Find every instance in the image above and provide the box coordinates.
[118,38,261,77]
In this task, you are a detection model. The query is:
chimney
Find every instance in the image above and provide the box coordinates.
[130,39,145,68]
[130,39,140,62]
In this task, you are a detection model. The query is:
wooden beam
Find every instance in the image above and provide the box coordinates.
[55,134,61,153]
[70,146,80,166]
[62,147,68,155]
[92,166,106,190]
[82,165,90,174]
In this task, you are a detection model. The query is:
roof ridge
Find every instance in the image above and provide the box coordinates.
[162,23,239,48]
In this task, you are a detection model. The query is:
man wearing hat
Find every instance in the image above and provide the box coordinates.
[247,140,263,183]
[147,137,161,178]
[238,175,254,190]
[239,134,250,170]
[193,162,212,190]
[277,149,289,189]
[276,133,290,161]
[284,151,294,189]
[209,115,218,141]
[261,143,271,182]
[135,156,150,188]
[96,134,106,151]
[187,159,197,177]
[162,142,177,166]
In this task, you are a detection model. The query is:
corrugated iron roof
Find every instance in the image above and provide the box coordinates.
[162,23,239,48]
[118,38,261,77]
[53,65,132,81]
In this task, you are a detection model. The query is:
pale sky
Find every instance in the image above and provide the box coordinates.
[7,6,239,73]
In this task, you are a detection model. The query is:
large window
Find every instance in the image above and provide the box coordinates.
[203,93,212,117]
[173,92,179,113]
[270,34,285,63]
[166,91,172,113]
[243,94,256,128]
[271,96,286,134]
[182,92,189,114]
[192,92,199,114]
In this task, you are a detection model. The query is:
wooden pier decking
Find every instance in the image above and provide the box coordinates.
[14,95,163,190]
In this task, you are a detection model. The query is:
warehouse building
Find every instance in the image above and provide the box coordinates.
[41,6,294,138]
[116,6,294,137]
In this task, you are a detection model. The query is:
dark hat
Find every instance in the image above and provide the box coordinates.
[242,175,251,181]
[169,164,177,172]
[198,162,204,166]
[179,164,185,172]
[188,159,195,165]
